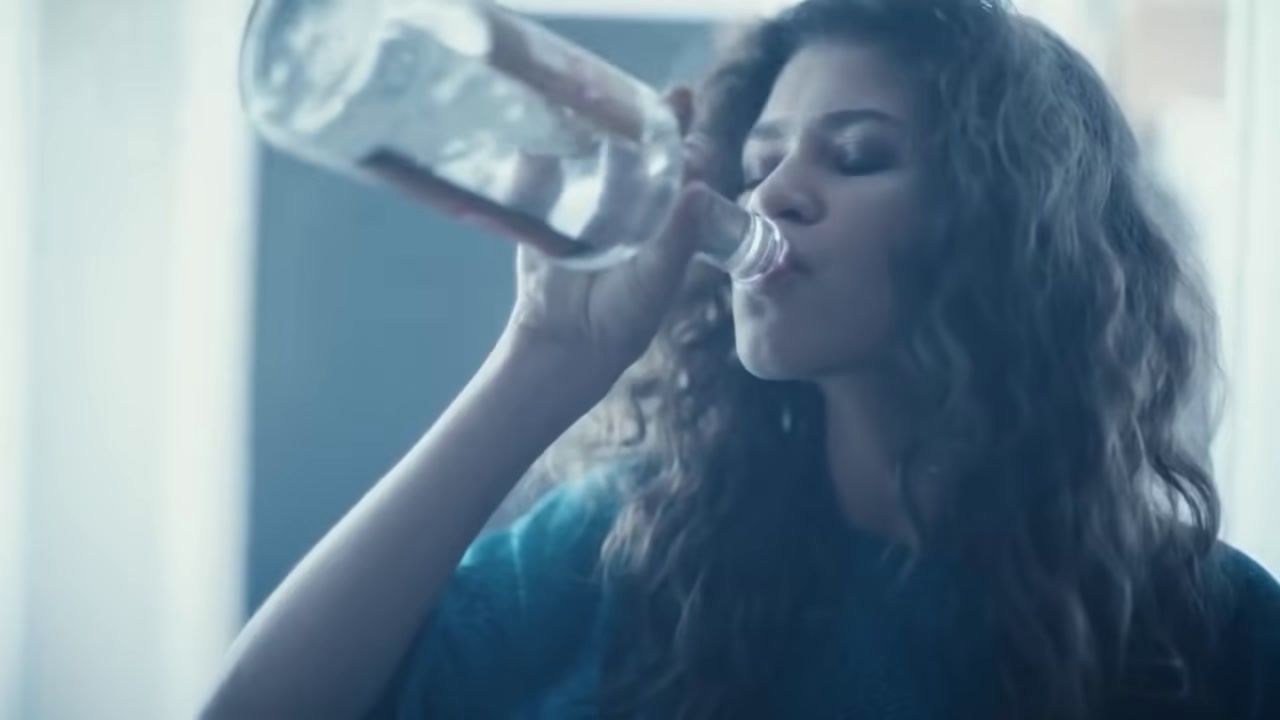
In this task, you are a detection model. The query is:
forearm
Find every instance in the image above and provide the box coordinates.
[199,332,613,719]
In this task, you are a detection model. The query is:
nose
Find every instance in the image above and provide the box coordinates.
[745,157,824,226]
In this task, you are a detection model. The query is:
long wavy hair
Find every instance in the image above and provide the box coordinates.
[550,1,1225,717]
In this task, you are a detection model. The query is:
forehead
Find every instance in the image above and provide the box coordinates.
[756,41,919,130]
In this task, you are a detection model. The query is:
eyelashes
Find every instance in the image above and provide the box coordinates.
[741,143,898,191]
[834,154,894,176]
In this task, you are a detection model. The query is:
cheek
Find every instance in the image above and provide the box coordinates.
[818,194,914,344]
[819,246,897,358]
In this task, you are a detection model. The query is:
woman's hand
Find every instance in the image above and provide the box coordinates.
[502,86,717,383]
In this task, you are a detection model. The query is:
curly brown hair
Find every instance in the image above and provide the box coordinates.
[551,1,1224,717]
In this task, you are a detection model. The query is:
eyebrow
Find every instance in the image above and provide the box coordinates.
[745,108,905,143]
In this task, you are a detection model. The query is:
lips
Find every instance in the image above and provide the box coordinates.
[737,239,807,292]
[774,239,808,274]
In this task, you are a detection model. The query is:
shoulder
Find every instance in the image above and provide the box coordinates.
[1206,542,1280,658]
[1146,541,1280,637]
[1188,543,1280,719]
[1212,543,1280,606]
[1174,542,1280,660]
[1111,542,1279,720]
[470,455,648,561]
[455,456,645,586]
[372,458,650,718]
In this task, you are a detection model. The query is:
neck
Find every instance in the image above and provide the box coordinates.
[819,369,916,546]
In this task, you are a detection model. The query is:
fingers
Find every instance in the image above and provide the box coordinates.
[577,137,648,250]
[506,150,563,217]
[663,85,695,136]
[682,132,715,185]
[662,85,711,184]
[630,181,706,284]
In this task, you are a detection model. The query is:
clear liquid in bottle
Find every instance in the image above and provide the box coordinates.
[240,0,785,277]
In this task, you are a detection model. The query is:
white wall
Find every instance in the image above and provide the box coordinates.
[12,0,254,717]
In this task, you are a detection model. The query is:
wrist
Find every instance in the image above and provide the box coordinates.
[486,328,623,417]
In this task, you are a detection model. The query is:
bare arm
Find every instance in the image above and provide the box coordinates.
[200,86,708,720]
[198,332,615,719]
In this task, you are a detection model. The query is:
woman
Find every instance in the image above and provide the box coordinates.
[201,0,1280,718]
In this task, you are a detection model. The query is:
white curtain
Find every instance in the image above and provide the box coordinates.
[1,0,37,717]
[2,0,254,717]
[1214,0,1280,573]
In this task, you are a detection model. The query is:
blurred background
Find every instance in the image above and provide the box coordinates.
[1,0,1276,717]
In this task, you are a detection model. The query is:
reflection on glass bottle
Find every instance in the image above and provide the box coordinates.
[240,0,787,280]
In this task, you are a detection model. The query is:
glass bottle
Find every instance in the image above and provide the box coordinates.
[239,0,788,280]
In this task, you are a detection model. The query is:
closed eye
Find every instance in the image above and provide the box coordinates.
[742,152,895,191]
[835,155,893,176]
[830,135,897,176]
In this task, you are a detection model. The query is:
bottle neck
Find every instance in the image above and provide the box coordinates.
[695,192,787,282]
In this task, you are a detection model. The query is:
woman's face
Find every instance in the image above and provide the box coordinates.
[732,41,932,381]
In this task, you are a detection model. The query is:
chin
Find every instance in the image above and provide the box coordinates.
[740,356,797,381]
[736,330,881,382]
[736,336,817,381]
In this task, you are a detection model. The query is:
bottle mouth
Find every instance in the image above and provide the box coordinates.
[726,213,788,283]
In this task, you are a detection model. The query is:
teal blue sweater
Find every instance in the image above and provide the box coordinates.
[370,468,1280,719]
